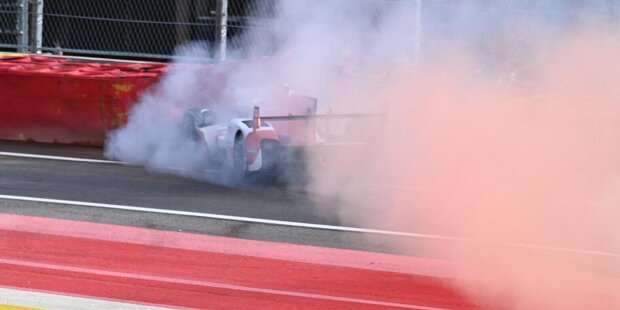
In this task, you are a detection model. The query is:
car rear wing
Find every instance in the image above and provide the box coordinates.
[253,106,385,122]
[252,106,386,146]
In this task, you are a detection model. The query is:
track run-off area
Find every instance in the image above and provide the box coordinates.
[0,213,473,309]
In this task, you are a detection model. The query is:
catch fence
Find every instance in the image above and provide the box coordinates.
[0,0,618,61]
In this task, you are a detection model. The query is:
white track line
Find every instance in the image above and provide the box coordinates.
[0,151,219,174]
[0,194,458,240]
[0,151,120,165]
[0,257,450,310]
[1,194,618,259]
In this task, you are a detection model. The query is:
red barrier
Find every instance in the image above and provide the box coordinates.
[0,55,167,145]
[0,55,287,146]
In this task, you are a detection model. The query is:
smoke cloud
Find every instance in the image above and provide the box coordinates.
[106,0,620,308]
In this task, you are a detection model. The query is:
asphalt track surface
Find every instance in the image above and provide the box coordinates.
[0,141,336,224]
[4,139,620,261]
[0,139,424,255]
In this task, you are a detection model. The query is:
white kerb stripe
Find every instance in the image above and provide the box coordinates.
[0,287,169,310]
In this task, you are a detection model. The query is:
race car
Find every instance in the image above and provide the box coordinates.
[182,88,384,183]
[183,105,288,182]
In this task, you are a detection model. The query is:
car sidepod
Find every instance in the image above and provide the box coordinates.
[245,129,280,173]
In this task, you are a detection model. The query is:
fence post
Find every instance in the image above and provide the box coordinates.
[15,0,29,52]
[215,0,228,62]
[414,0,423,66]
[29,0,43,53]
[176,0,190,47]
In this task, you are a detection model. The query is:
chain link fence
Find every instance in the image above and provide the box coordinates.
[43,0,219,59]
[0,0,30,51]
[0,0,618,61]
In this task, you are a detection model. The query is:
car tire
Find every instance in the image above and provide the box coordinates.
[182,111,201,142]
[232,135,247,182]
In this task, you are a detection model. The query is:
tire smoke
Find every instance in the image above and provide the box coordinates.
[106,1,620,307]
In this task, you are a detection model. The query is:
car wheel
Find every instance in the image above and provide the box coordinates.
[182,114,200,141]
[233,136,247,181]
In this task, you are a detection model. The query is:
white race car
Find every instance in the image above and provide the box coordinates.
[183,105,289,181]
[182,89,383,183]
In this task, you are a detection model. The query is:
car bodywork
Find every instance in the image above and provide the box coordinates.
[183,87,383,182]
[189,107,281,174]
